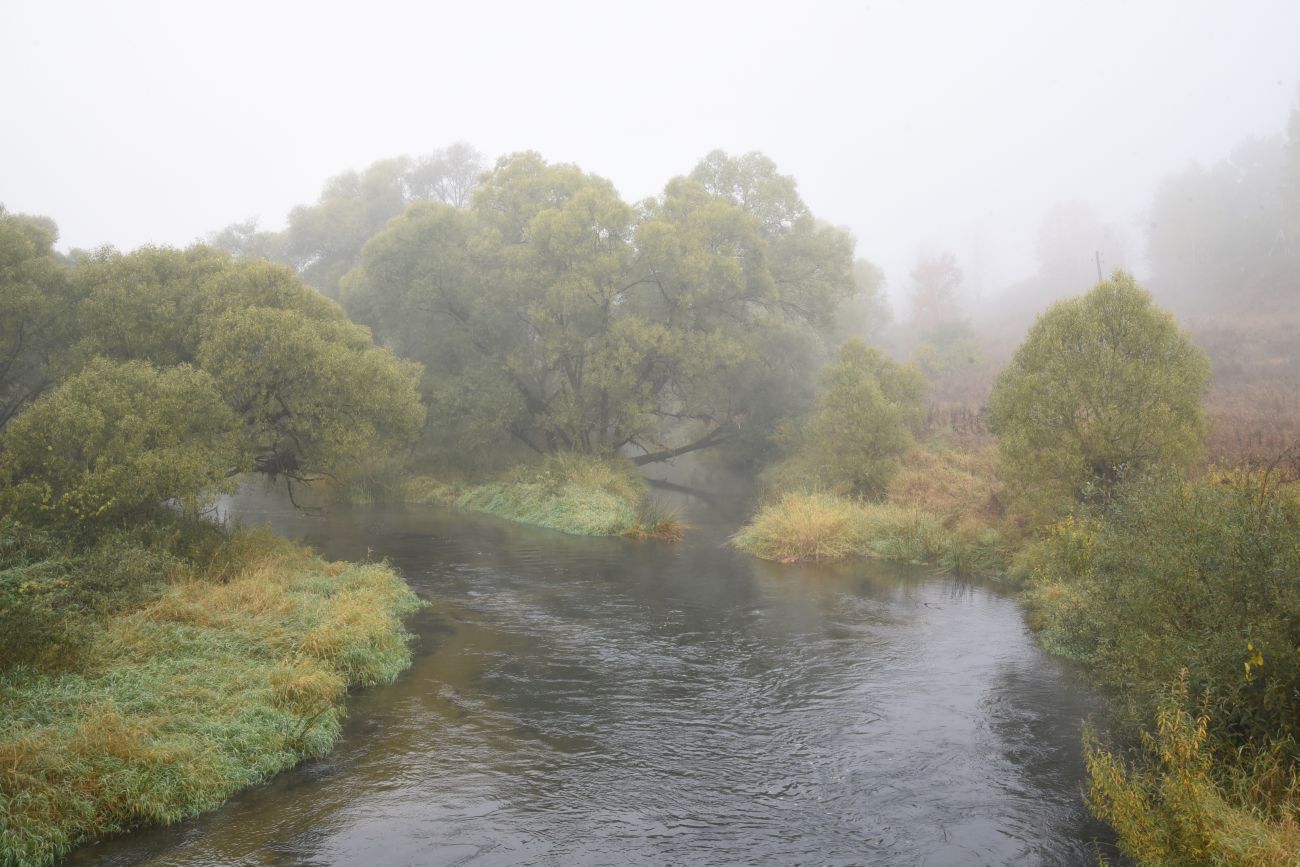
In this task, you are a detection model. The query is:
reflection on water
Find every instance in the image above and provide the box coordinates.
[72,486,1116,865]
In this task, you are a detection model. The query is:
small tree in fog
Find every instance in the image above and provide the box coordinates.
[770,339,926,498]
[988,272,1210,517]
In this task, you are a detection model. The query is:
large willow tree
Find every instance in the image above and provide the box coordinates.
[341,151,860,466]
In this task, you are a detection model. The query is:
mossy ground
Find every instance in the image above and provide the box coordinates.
[0,529,422,867]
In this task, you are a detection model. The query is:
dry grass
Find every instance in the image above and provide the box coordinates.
[732,490,1007,575]
[887,440,1005,521]
[0,533,422,866]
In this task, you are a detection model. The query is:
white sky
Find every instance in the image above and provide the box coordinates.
[3,0,1297,307]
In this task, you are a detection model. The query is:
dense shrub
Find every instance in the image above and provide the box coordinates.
[1024,472,1300,863]
[766,339,926,499]
[989,274,1210,519]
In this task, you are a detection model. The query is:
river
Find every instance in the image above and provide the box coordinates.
[71,485,1115,865]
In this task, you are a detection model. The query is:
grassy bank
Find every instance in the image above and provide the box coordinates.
[403,453,683,541]
[732,490,1006,576]
[734,441,1009,576]
[0,525,421,867]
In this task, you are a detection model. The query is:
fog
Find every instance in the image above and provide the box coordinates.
[3,0,1297,310]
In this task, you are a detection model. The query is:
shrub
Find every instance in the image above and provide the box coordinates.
[989,273,1211,519]
[1085,675,1300,867]
[0,359,242,531]
[1025,471,1300,753]
[769,339,926,499]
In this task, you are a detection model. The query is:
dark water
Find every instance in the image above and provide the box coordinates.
[72,489,1115,865]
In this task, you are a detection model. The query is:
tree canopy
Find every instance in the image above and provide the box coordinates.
[72,246,424,482]
[0,208,79,428]
[342,150,864,467]
[211,144,483,298]
[988,272,1210,516]
[0,359,241,528]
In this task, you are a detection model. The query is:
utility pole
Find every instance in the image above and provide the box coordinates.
[1095,250,1103,283]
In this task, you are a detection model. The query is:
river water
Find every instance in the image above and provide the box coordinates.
[72,487,1115,865]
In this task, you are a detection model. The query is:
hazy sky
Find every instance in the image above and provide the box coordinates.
[3,0,1297,306]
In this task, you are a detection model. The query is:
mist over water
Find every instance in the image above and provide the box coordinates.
[72,491,1116,865]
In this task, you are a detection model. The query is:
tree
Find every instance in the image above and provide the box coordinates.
[988,272,1210,517]
[343,150,861,467]
[73,246,425,483]
[210,144,483,298]
[908,251,962,332]
[0,359,242,528]
[0,208,79,429]
[771,339,926,498]
[1147,134,1298,315]
[831,258,891,345]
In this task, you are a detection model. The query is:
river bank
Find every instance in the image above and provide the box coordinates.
[0,525,421,867]
[66,493,1115,865]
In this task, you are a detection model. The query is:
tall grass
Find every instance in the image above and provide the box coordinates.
[732,490,1007,575]
[0,532,421,867]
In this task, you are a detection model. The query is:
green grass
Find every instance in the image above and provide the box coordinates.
[405,453,684,541]
[732,490,1007,575]
[0,532,422,867]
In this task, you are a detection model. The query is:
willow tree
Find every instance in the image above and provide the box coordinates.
[342,150,859,466]
[72,246,424,483]
[210,144,483,298]
[0,208,79,428]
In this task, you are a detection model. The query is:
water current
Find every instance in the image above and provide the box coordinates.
[72,486,1115,865]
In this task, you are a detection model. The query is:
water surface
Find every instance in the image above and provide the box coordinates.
[73,490,1114,865]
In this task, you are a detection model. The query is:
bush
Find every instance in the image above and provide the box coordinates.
[0,359,242,531]
[768,339,926,499]
[1024,471,1300,749]
[989,273,1211,519]
[732,490,1009,575]
[1085,675,1300,867]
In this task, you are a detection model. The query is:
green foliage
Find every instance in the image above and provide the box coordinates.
[70,246,424,483]
[0,360,241,529]
[450,453,680,539]
[0,208,79,428]
[768,339,926,498]
[197,307,424,477]
[0,532,421,867]
[989,273,1211,519]
[911,318,984,380]
[1025,472,1300,754]
[1085,676,1300,867]
[211,144,483,298]
[342,150,864,467]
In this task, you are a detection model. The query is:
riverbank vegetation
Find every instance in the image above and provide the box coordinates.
[4,89,1298,862]
[0,519,420,866]
[0,206,429,862]
[404,454,684,540]
[736,259,1300,862]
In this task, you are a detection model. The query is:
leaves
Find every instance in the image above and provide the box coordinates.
[989,272,1211,518]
